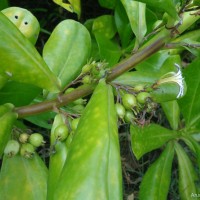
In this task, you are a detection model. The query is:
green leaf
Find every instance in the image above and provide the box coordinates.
[25,111,56,129]
[130,124,178,159]
[55,79,122,200]
[98,0,116,9]
[179,59,200,131]
[0,12,60,92]
[0,81,41,107]
[95,33,122,67]
[53,0,81,18]
[43,19,91,89]
[0,0,8,10]
[113,71,159,87]
[139,142,175,200]
[92,15,117,39]
[133,0,179,20]
[114,1,133,47]
[121,0,147,49]
[181,135,200,170]
[175,142,198,199]
[136,50,170,72]
[161,100,180,130]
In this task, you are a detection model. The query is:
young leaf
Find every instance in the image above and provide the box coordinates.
[121,0,147,49]
[179,59,200,131]
[139,142,175,200]
[130,124,178,159]
[0,12,61,92]
[175,142,199,199]
[161,100,180,130]
[43,19,91,89]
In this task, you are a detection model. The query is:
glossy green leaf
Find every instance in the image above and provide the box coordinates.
[0,12,61,92]
[175,142,199,199]
[139,142,175,200]
[98,0,116,9]
[2,7,40,45]
[95,33,122,67]
[55,79,122,200]
[114,1,133,47]
[43,19,91,89]
[179,59,200,131]
[181,135,200,170]
[161,100,180,130]
[53,0,81,18]
[0,81,41,107]
[0,154,48,200]
[136,50,170,72]
[25,111,56,129]
[92,15,117,39]
[130,124,178,159]
[121,0,147,49]
[113,71,159,87]
[133,0,179,20]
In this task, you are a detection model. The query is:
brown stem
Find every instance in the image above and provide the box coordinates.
[15,84,95,118]
[15,31,171,118]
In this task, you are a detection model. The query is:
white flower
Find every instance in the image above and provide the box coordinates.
[157,63,184,98]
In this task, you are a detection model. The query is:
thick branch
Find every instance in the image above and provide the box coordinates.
[15,10,200,118]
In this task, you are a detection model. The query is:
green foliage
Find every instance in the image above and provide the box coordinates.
[0,1,200,199]
[43,19,91,90]
[54,80,122,200]
[139,142,175,200]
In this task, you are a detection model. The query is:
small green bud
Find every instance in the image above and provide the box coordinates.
[19,133,29,143]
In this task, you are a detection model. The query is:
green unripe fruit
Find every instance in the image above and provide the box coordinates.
[115,103,125,119]
[2,7,40,45]
[136,92,151,104]
[54,124,69,141]
[71,118,80,131]
[122,93,137,110]
[82,75,92,84]
[19,133,29,143]
[4,140,20,157]
[20,143,35,159]
[124,111,135,123]
[29,133,44,147]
